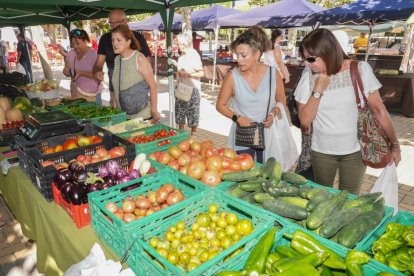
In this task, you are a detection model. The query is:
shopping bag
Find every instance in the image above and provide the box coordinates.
[175,82,194,102]
[16,64,26,75]
[264,102,299,171]
[371,162,398,215]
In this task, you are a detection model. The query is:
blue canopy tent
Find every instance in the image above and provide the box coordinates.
[311,0,414,61]
[219,0,325,28]
[128,12,182,31]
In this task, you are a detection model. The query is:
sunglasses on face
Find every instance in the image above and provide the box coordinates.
[304,56,317,63]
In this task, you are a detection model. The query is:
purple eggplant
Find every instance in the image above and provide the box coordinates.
[68,161,86,173]
[87,183,101,194]
[103,175,117,186]
[68,185,84,205]
[60,182,74,203]
[54,168,73,190]
[72,170,88,185]
[100,182,112,190]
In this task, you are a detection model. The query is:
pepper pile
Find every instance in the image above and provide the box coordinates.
[62,105,122,119]
[216,228,373,276]
[372,222,414,274]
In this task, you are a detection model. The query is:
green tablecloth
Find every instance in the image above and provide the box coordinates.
[0,152,118,276]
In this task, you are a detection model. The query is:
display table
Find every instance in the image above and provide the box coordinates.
[285,64,414,118]
[0,153,118,276]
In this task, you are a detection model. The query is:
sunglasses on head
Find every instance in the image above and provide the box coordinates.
[304,56,317,63]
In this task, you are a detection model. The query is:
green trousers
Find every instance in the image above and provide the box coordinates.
[311,150,366,195]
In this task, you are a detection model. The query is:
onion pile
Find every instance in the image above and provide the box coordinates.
[105,184,185,223]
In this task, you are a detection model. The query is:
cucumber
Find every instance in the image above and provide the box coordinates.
[343,192,383,209]
[262,198,308,220]
[299,185,312,198]
[242,191,260,204]
[306,191,349,230]
[227,184,250,198]
[262,178,280,193]
[221,168,261,182]
[261,157,276,179]
[239,178,266,192]
[337,198,385,248]
[279,197,308,208]
[319,206,371,238]
[281,172,307,186]
[254,192,274,203]
[267,185,299,197]
[271,161,283,182]
[306,187,330,200]
[306,191,333,212]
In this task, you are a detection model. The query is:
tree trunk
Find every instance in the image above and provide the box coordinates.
[180,7,192,39]
[287,29,298,58]
[30,26,53,80]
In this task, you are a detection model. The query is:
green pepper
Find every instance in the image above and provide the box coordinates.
[380,223,405,241]
[403,225,414,246]
[272,251,330,272]
[265,252,283,274]
[319,265,333,276]
[288,230,347,270]
[345,249,370,276]
[274,246,302,258]
[270,263,320,276]
[244,227,279,274]
[372,239,404,255]
[214,272,243,276]
[374,252,386,264]
[388,247,411,272]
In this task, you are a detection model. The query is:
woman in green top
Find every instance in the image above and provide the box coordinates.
[109,24,160,122]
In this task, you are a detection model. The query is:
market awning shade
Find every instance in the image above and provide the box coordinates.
[128,12,182,31]
[219,0,325,28]
[191,5,242,30]
[313,0,414,25]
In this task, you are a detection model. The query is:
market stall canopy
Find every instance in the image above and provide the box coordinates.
[313,0,414,25]
[191,5,242,30]
[128,12,182,31]
[219,0,325,28]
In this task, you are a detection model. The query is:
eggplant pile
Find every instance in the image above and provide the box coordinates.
[53,159,142,205]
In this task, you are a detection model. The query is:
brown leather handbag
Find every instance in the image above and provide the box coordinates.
[350,60,391,168]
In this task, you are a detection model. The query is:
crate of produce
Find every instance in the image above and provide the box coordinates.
[47,99,94,111]
[116,123,188,155]
[27,134,136,201]
[89,169,207,257]
[52,183,90,228]
[15,124,110,177]
[127,189,276,275]
[219,225,398,275]
[57,102,127,127]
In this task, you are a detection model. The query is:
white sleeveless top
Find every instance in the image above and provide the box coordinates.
[294,62,382,155]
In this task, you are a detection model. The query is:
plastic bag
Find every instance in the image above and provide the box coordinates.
[371,162,398,215]
[16,64,26,75]
[64,243,134,276]
[264,102,299,171]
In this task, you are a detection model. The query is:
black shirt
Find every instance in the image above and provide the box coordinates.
[97,30,151,71]
[17,40,32,63]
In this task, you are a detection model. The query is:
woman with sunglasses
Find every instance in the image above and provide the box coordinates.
[263,29,290,83]
[216,27,286,163]
[63,29,103,104]
[294,28,400,195]
[111,25,160,123]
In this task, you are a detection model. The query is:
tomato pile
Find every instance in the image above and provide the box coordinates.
[43,135,103,154]
[149,138,254,186]
[105,184,185,223]
[2,119,24,129]
[148,204,254,273]
[127,128,177,146]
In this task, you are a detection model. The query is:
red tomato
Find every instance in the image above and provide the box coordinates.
[108,147,125,157]
[236,153,254,171]
[201,170,221,186]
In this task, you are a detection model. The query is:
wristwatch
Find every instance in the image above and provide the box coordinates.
[312,90,323,99]
[232,114,240,122]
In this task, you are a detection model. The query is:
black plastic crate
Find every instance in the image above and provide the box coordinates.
[27,134,135,201]
[16,124,110,178]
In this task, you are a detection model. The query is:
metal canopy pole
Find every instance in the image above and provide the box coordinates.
[211,26,219,93]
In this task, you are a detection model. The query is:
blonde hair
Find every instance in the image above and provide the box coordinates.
[230,26,271,55]
[177,33,192,49]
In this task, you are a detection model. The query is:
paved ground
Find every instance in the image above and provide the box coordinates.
[1,63,413,275]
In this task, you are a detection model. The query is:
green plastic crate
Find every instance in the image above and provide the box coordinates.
[54,102,127,127]
[226,225,399,275]
[48,101,98,111]
[88,169,206,257]
[127,189,275,275]
[116,123,188,155]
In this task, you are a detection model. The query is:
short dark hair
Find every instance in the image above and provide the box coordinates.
[111,24,142,51]
[271,29,283,49]
[70,29,90,42]
[299,28,349,76]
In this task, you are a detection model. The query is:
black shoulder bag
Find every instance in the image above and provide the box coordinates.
[235,68,272,150]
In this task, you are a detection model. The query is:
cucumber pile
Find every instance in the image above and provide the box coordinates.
[225,157,387,248]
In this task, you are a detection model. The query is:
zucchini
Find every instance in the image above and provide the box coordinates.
[319,206,371,238]
[298,185,312,198]
[306,190,333,212]
[337,198,385,248]
[306,191,349,230]
[281,172,307,186]
[227,184,250,198]
[262,198,308,220]
[261,157,276,179]
[221,168,261,182]
[267,185,299,197]
[239,178,266,192]
[279,197,308,208]
[254,192,274,203]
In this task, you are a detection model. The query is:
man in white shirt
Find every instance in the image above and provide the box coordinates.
[0,30,8,73]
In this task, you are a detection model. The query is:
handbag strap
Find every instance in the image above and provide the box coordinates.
[265,67,272,120]
[118,57,122,92]
[350,60,368,110]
